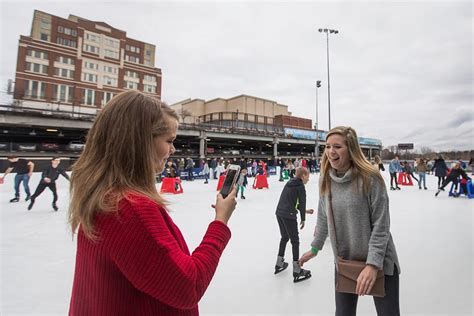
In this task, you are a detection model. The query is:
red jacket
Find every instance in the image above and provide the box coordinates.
[69,194,231,315]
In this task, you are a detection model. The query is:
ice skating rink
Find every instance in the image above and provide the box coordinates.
[1,170,472,315]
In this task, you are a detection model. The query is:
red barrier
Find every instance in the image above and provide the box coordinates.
[160,177,183,194]
[397,172,413,186]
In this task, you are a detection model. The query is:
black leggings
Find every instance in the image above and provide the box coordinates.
[276,215,299,262]
[390,172,398,188]
[437,176,446,188]
[335,265,400,316]
[31,181,58,203]
[440,177,458,190]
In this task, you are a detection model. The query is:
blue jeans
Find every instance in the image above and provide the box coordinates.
[14,174,31,198]
[418,172,426,188]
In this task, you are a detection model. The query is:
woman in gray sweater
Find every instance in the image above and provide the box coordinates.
[299,126,400,316]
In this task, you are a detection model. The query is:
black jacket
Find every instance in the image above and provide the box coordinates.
[275,177,306,222]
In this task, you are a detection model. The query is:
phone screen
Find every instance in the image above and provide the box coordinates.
[220,168,238,198]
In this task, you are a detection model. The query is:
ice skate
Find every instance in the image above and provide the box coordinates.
[52,203,58,211]
[27,198,35,211]
[9,197,19,203]
[274,256,288,274]
[293,261,311,283]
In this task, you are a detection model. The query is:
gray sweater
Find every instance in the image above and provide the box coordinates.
[311,168,400,275]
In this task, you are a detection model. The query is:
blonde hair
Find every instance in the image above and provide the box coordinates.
[295,166,309,178]
[374,155,382,164]
[68,90,179,240]
[320,126,385,196]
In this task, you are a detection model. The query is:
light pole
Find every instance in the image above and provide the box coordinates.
[318,28,339,130]
[315,80,321,159]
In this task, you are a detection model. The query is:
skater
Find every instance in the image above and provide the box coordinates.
[388,155,402,190]
[1,156,34,202]
[185,157,194,181]
[403,161,419,184]
[432,155,448,188]
[202,159,210,184]
[415,158,428,190]
[299,126,400,315]
[274,167,314,283]
[236,168,248,199]
[68,90,237,315]
[28,157,69,211]
[435,162,470,197]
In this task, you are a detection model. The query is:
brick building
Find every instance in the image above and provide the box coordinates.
[13,10,161,115]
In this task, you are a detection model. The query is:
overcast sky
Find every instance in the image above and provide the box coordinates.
[0,0,472,151]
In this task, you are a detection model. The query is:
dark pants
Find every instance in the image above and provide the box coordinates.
[389,172,398,188]
[440,177,458,191]
[14,174,31,198]
[31,181,58,204]
[437,176,446,188]
[276,215,299,262]
[335,265,400,316]
[186,168,193,180]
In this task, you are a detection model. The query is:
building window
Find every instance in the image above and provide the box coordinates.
[55,56,74,65]
[103,92,115,105]
[144,75,156,82]
[82,73,98,83]
[143,84,156,93]
[103,65,118,74]
[54,67,74,79]
[85,33,101,43]
[58,25,64,33]
[83,89,96,105]
[145,49,151,56]
[125,70,139,78]
[103,76,117,87]
[25,62,48,74]
[83,44,100,54]
[123,80,138,90]
[125,55,140,63]
[26,49,49,60]
[104,49,119,59]
[57,37,77,48]
[40,20,50,29]
[53,84,74,102]
[104,38,119,48]
[84,61,99,70]
[40,33,49,41]
[24,80,46,99]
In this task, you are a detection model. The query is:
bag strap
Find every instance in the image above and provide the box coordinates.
[327,189,340,254]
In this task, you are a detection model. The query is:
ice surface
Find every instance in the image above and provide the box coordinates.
[1,169,473,315]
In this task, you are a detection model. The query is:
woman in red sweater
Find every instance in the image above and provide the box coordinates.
[68,90,237,315]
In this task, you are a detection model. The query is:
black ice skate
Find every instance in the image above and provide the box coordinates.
[293,261,311,283]
[52,203,58,211]
[9,197,19,203]
[274,256,289,274]
[27,199,35,211]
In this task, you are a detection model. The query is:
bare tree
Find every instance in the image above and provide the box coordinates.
[180,109,192,123]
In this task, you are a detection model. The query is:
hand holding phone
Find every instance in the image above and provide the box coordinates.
[219,164,241,198]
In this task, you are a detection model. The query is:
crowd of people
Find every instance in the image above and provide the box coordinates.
[1,90,472,315]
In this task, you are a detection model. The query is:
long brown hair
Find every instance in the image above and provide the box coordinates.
[320,126,385,196]
[68,90,178,240]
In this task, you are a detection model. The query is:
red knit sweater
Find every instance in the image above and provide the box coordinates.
[69,194,231,315]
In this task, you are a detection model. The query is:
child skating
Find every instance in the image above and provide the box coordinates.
[236,169,248,199]
[27,157,70,211]
[274,167,314,282]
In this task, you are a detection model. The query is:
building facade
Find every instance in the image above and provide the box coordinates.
[13,10,161,115]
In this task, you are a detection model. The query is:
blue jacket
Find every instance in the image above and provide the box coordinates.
[389,159,402,173]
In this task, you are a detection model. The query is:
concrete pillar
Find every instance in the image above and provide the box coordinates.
[199,130,206,159]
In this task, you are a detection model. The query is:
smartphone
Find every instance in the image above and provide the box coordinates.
[219,164,241,198]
